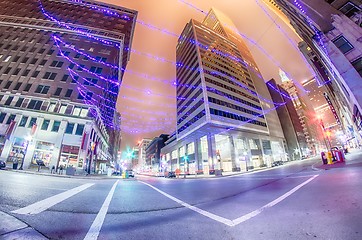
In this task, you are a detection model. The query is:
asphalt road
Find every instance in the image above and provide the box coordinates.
[1,151,362,240]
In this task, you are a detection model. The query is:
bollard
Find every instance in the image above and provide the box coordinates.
[327,151,333,165]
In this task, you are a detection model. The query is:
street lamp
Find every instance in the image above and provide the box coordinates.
[19,135,32,170]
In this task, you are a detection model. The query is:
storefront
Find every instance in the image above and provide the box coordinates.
[31,141,54,167]
[59,145,80,168]
[9,137,27,163]
[0,135,5,156]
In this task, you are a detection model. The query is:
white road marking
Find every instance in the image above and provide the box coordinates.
[139,181,234,226]
[140,175,319,227]
[12,183,94,215]
[83,180,119,240]
[232,175,319,226]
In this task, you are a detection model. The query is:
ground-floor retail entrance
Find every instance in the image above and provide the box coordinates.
[161,132,287,174]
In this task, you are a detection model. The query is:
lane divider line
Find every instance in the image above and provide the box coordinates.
[231,175,319,225]
[140,175,319,227]
[139,181,234,226]
[83,180,119,240]
[12,183,94,215]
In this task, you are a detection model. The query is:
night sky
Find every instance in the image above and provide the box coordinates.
[100,0,312,150]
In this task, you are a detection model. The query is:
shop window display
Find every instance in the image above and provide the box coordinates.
[59,145,79,168]
[31,141,54,167]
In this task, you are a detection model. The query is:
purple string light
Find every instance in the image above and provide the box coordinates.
[38,0,120,47]
[54,38,120,86]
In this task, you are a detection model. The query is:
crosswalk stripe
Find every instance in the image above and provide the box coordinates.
[83,180,119,240]
[11,183,94,215]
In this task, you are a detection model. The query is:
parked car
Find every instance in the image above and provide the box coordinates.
[272,161,284,167]
[0,159,6,169]
[165,171,176,178]
[125,169,134,177]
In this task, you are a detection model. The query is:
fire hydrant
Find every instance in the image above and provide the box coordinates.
[326,151,333,165]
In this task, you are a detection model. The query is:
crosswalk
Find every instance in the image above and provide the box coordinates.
[12,183,94,215]
[8,174,320,239]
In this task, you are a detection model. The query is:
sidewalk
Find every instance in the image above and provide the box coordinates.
[2,168,121,180]
[0,211,47,239]
[312,148,362,171]
[3,149,362,180]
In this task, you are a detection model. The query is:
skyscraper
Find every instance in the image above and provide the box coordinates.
[161,8,286,174]
[0,0,137,172]
[272,0,362,144]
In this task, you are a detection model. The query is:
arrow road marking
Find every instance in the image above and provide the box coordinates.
[84,180,119,240]
[12,183,94,215]
[140,175,319,226]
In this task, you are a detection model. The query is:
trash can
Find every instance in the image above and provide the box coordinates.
[13,162,18,169]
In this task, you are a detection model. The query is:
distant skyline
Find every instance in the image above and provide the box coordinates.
[100,0,313,150]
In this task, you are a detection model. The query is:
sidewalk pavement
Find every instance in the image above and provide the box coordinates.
[0,211,47,240]
[3,148,362,180]
[1,168,118,180]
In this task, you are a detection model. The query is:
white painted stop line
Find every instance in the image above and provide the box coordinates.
[12,183,94,215]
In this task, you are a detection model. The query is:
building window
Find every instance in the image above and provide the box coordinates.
[50,61,64,68]
[4,67,11,74]
[61,74,69,82]
[65,89,73,98]
[339,2,361,17]
[65,123,75,134]
[28,117,37,128]
[15,98,24,107]
[59,104,67,114]
[43,72,57,80]
[90,66,102,74]
[6,114,16,124]
[35,85,50,94]
[77,93,84,100]
[3,55,11,62]
[51,121,61,132]
[4,96,14,106]
[39,59,47,66]
[23,84,32,92]
[12,68,21,75]
[54,87,62,96]
[30,58,38,64]
[0,113,6,123]
[22,69,31,77]
[31,70,40,78]
[4,81,12,89]
[19,116,28,127]
[41,119,50,131]
[332,36,353,54]
[352,57,362,77]
[27,100,43,110]
[13,82,22,90]
[12,56,20,62]
[75,124,84,135]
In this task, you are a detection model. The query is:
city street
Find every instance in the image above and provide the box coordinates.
[1,151,362,240]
